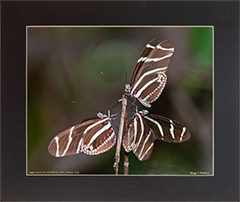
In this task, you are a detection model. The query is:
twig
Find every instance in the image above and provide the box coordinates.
[124,152,129,175]
[114,94,127,175]
[124,108,129,175]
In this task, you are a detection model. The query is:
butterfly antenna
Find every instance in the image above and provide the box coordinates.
[71,100,94,114]
[101,72,123,84]
[125,71,128,84]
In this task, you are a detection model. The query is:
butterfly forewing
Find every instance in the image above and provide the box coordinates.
[123,113,154,161]
[48,116,116,157]
[123,110,191,161]
[129,39,174,107]
[131,39,162,85]
[144,114,191,143]
[131,39,174,85]
[48,119,95,157]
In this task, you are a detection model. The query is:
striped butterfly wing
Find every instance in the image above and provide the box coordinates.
[81,116,116,155]
[129,39,174,107]
[123,112,155,161]
[144,114,191,143]
[48,115,116,157]
[130,39,162,85]
[48,119,92,157]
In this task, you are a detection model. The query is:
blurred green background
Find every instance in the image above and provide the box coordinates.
[27,26,213,175]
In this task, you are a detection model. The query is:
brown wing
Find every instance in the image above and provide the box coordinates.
[130,39,174,107]
[81,117,116,155]
[48,117,116,157]
[131,39,174,85]
[131,39,162,85]
[144,114,191,143]
[48,119,96,157]
[131,72,167,108]
[123,113,155,161]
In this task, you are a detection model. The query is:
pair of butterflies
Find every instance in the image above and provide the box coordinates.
[48,39,191,162]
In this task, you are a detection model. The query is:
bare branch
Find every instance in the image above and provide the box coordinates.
[124,108,129,175]
[114,94,127,175]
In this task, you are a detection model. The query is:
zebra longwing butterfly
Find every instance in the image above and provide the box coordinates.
[48,112,116,157]
[125,39,174,108]
[122,110,191,161]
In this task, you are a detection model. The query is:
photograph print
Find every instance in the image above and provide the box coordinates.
[27,26,213,175]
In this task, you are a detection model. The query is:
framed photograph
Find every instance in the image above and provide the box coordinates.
[1,1,239,201]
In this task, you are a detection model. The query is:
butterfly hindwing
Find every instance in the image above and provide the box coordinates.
[123,112,155,161]
[131,72,167,107]
[81,116,116,155]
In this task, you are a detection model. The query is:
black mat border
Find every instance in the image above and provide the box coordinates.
[1,1,239,201]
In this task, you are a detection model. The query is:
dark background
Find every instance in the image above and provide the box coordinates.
[1,1,239,201]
